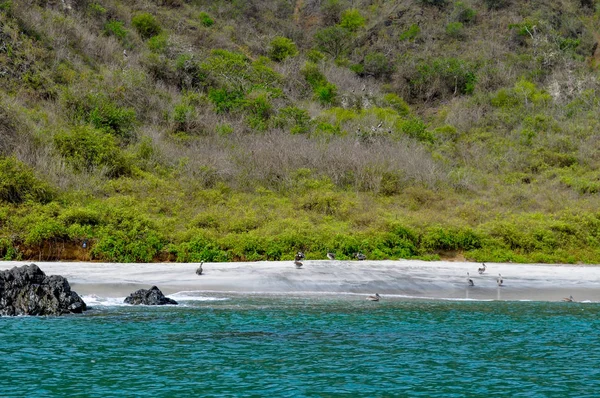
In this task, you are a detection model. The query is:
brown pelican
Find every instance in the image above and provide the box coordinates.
[327,252,335,260]
[562,295,574,302]
[467,272,474,286]
[366,293,380,301]
[497,274,503,286]
[355,252,366,261]
[478,263,486,274]
[196,262,203,275]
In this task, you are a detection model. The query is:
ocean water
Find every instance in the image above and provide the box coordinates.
[2,294,599,397]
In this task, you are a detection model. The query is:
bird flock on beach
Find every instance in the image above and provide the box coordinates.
[194,257,576,303]
[467,263,503,287]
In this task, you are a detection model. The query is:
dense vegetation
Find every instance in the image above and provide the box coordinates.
[1,0,600,263]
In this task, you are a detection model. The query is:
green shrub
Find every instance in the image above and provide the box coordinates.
[208,88,244,113]
[92,227,165,262]
[24,218,69,246]
[132,12,162,39]
[243,92,273,130]
[421,226,482,251]
[54,126,133,177]
[173,234,228,262]
[382,93,411,116]
[198,11,214,27]
[273,106,313,134]
[268,36,298,62]
[363,51,393,78]
[400,117,434,143]
[87,95,137,141]
[0,157,54,204]
[200,49,281,93]
[315,82,338,105]
[0,237,20,260]
[147,33,168,53]
[446,22,465,39]
[88,2,106,16]
[0,0,13,13]
[339,8,365,32]
[451,2,476,23]
[307,49,326,63]
[410,57,477,100]
[59,207,101,226]
[301,62,327,88]
[399,24,420,41]
[104,20,128,40]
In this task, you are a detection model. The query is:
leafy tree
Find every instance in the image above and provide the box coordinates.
[314,26,352,59]
[363,52,394,78]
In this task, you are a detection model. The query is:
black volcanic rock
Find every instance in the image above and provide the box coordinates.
[0,263,87,316]
[124,286,178,305]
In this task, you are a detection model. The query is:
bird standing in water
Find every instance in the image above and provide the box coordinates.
[196,262,203,275]
[497,274,503,286]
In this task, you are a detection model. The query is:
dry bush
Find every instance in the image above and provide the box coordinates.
[167,131,448,192]
[0,104,18,156]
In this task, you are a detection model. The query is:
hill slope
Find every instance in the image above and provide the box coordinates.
[1,0,599,263]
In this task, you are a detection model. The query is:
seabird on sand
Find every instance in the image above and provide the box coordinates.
[497,274,504,286]
[478,263,486,274]
[196,262,203,275]
[327,252,335,260]
[467,272,474,286]
[355,252,366,261]
[562,295,574,302]
[366,293,380,301]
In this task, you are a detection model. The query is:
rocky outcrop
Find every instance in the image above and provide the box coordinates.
[0,263,87,316]
[124,286,178,305]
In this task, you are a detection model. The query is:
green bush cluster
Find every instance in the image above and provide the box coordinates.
[64,92,137,142]
[410,57,477,100]
[268,37,298,62]
[132,12,162,39]
[0,157,54,204]
[53,126,133,177]
[273,106,313,134]
[198,12,214,27]
[104,20,128,41]
[301,62,337,105]
[339,9,365,32]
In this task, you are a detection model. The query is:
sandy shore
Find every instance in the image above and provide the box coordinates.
[2,260,600,302]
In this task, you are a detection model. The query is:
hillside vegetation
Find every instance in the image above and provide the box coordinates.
[1,0,600,263]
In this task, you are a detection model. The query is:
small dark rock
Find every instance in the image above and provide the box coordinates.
[124,286,178,305]
[0,263,87,316]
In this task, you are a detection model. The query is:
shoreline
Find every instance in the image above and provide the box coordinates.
[2,260,600,302]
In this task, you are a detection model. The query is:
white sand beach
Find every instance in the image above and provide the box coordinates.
[2,260,600,302]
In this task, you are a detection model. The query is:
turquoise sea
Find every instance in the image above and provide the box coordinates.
[2,294,599,397]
